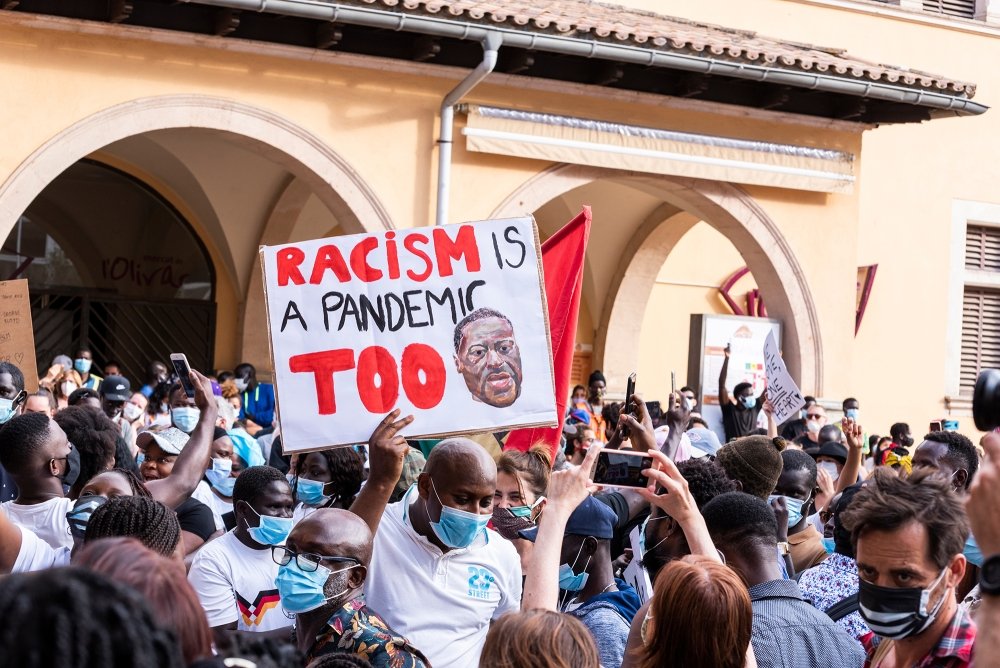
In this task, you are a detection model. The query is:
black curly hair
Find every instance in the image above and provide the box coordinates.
[0,361,25,392]
[0,411,51,476]
[0,567,184,668]
[676,458,739,510]
[923,430,980,489]
[85,495,181,556]
[295,448,365,506]
[233,465,289,506]
[702,491,778,551]
[53,406,118,494]
[307,653,374,668]
[68,387,101,406]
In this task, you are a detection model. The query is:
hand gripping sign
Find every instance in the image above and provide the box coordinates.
[260,217,558,453]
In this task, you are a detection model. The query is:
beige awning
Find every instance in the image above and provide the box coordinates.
[462,106,855,194]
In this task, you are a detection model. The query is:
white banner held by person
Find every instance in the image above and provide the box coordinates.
[260,217,558,452]
[763,330,805,425]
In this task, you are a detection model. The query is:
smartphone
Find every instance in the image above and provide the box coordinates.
[929,420,943,432]
[170,353,196,398]
[625,372,637,414]
[593,450,654,489]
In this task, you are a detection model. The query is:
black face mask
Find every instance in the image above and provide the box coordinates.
[60,445,82,487]
[858,567,949,640]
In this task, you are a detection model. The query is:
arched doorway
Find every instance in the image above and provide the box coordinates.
[0,95,394,377]
[1,160,216,380]
[492,163,823,397]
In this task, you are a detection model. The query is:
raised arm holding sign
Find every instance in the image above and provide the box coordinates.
[762,331,805,426]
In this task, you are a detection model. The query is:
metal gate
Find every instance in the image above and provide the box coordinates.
[30,291,216,383]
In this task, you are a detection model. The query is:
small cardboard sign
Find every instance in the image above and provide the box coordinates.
[763,330,804,425]
[260,217,558,453]
[0,279,38,391]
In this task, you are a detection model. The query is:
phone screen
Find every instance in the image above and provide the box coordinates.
[171,356,196,398]
[593,451,654,488]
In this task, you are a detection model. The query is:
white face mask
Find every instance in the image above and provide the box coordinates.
[61,381,78,397]
[123,403,144,422]
[818,460,841,481]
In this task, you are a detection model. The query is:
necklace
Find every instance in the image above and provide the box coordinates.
[600,582,617,594]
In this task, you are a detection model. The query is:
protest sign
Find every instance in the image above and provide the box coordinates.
[623,524,653,605]
[260,217,558,452]
[0,280,38,391]
[763,330,804,425]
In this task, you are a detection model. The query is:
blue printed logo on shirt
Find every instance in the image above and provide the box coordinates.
[467,566,495,599]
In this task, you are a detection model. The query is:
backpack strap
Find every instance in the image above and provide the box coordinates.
[826,593,859,622]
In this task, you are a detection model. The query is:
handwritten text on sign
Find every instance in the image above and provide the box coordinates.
[763,330,804,425]
[0,280,38,392]
[261,217,558,452]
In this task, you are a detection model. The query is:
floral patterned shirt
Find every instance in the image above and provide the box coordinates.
[307,596,431,668]
[798,552,871,641]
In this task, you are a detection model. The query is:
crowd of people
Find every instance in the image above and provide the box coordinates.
[1,348,999,668]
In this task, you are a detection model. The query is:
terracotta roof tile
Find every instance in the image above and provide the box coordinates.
[336,0,975,96]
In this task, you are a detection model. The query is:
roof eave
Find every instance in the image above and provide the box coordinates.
[178,0,987,119]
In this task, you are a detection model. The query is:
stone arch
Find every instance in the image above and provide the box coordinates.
[491,163,824,395]
[0,94,394,366]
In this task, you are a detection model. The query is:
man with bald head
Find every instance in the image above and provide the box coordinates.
[278,508,429,666]
[352,411,522,668]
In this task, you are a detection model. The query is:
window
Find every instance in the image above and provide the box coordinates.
[922,0,976,18]
[961,288,1000,393]
[958,224,1000,394]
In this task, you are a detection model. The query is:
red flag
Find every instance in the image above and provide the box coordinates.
[505,207,591,458]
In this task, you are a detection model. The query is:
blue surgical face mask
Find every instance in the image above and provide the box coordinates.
[964,535,983,568]
[206,458,235,496]
[558,542,592,593]
[741,396,756,410]
[821,536,836,555]
[276,559,356,614]
[845,408,859,420]
[429,479,490,549]
[74,358,92,374]
[171,407,200,434]
[0,397,17,424]
[769,495,805,527]
[294,477,332,508]
[244,504,293,546]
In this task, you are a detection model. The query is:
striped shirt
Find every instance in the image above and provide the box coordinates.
[750,579,865,668]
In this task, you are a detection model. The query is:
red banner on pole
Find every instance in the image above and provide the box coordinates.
[504,208,591,458]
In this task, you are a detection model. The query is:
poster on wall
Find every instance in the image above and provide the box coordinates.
[260,217,559,453]
[687,314,781,444]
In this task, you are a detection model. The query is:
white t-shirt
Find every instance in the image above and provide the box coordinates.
[187,530,292,633]
[0,497,74,550]
[365,485,522,668]
[12,525,70,572]
[191,481,229,532]
[291,503,318,527]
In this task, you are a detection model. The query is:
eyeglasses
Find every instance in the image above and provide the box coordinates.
[271,546,359,573]
[806,414,824,420]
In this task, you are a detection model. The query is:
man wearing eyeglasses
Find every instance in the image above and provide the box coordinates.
[277,507,429,666]
[795,404,829,450]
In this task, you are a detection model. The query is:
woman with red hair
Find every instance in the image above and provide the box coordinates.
[74,537,213,665]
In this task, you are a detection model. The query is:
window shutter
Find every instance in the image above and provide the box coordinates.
[961,288,1000,394]
[923,0,977,19]
[965,226,1000,271]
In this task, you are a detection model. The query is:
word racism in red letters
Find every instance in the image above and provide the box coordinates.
[269,224,528,416]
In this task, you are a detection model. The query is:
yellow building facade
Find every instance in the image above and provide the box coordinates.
[0,0,996,437]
